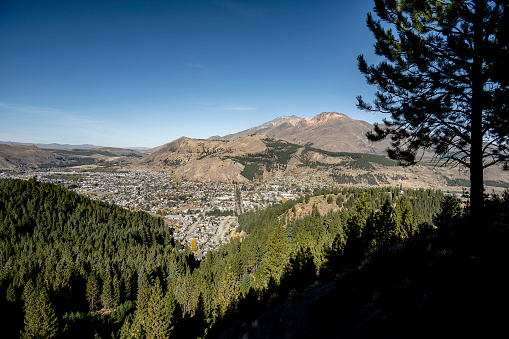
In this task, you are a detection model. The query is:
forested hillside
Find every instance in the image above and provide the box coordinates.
[0,178,190,338]
[1,178,468,338]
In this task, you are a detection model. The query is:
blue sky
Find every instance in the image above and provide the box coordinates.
[0,0,382,148]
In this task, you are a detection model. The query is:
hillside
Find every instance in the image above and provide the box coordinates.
[0,144,146,171]
[223,112,392,155]
[135,134,509,192]
[214,214,509,338]
[0,144,69,170]
[1,179,507,338]
[0,178,180,338]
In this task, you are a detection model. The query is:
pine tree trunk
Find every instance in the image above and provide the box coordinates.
[469,0,485,227]
[469,149,484,226]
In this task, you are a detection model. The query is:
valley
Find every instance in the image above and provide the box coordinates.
[1,112,507,339]
[2,112,508,263]
[2,113,507,195]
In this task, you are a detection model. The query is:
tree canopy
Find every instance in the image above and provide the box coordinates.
[357,0,509,221]
[1,178,451,337]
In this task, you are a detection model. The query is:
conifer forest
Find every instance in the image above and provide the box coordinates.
[0,177,479,338]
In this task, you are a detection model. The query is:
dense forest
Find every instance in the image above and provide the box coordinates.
[0,178,480,338]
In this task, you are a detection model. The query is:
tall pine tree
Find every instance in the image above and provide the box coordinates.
[20,278,58,338]
[358,0,509,223]
[86,272,100,311]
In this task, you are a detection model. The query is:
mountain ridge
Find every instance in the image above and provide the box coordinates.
[222,112,390,155]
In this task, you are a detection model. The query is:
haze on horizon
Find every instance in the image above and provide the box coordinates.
[0,0,383,148]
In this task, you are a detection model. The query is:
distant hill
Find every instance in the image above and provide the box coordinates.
[0,144,69,170]
[0,144,145,171]
[223,112,391,155]
[0,141,103,150]
[2,112,508,191]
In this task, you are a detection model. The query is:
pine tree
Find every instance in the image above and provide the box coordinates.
[145,277,174,339]
[112,274,121,308]
[101,273,113,310]
[394,196,417,238]
[124,273,152,338]
[118,313,134,339]
[86,272,100,311]
[364,199,398,251]
[136,274,151,314]
[345,193,374,257]
[347,194,373,242]
[358,0,509,223]
[433,194,464,226]
[263,221,290,285]
[6,282,17,302]
[21,278,58,338]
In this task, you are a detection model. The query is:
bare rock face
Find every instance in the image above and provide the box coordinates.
[223,112,390,155]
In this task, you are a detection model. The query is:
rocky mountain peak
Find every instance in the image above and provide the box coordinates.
[314,111,346,121]
[300,112,347,125]
[222,112,388,154]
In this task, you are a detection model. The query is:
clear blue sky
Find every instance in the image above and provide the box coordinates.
[0,0,383,148]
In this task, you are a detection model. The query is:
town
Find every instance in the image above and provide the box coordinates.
[1,169,338,259]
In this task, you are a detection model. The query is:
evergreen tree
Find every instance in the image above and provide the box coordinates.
[6,282,17,302]
[112,273,121,308]
[101,273,113,310]
[394,196,417,238]
[433,194,464,226]
[118,313,134,339]
[358,0,509,223]
[365,199,398,251]
[124,273,152,338]
[21,278,58,338]
[145,277,174,339]
[345,193,374,257]
[86,272,100,311]
[264,221,290,285]
[346,194,373,242]
[216,255,241,316]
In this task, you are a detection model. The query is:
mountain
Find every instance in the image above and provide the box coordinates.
[134,133,509,191]
[137,134,267,182]
[223,112,391,155]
